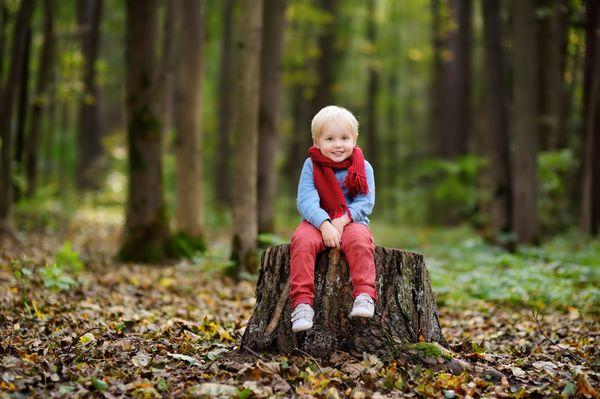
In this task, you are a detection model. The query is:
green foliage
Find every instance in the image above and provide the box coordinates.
[372,223,600,314]
[168,232,207,259]
[54,242,84,273]
[257,232,287,248]
[40,263,78,291]
[537,149,579,234]
[415,155,487,223]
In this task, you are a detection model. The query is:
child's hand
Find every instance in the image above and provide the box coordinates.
[331,213,351,235]
[319,221,341,249]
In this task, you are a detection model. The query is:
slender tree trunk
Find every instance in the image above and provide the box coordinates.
[538,0,569,150]
[215,0,236,208]
[231,0,263,275]
[26,0,55,197]
[285,85,312,196]
[14,27,32,199]
[174,0,205,248]
[76,0,103,190]
[159,0,177,149]
[42,98,57,184]
[481,0,512,238]
[258,0,286,234]
[120,0,171,263]
[0,2,7,83]
[430,0,444,157]
[0,0,34,233]
[386,71,399,214]
[580,0,600,235]
[440,0,472,158]
[366,0,379,172]
[511,0,539,244]
[311,0,338,114]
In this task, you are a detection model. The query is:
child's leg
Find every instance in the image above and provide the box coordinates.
[290,221,325,308]
[341,223,377,301]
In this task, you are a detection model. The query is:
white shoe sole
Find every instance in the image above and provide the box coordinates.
[349,310,374,318]
[292,321,313,333]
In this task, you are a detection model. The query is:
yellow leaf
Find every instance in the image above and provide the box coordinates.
[218,327,234,342]
[159,277,175,288]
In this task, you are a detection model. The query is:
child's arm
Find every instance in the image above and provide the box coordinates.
[346,160,376,223]
[297,159,330,229]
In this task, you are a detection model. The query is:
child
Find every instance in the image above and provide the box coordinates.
[290,105,377,333]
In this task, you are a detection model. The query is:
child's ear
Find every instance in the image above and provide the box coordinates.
[313,138,319,148]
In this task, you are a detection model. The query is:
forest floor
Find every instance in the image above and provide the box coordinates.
[0,202,599,398]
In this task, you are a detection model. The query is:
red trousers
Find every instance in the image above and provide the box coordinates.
[289,221,377,308]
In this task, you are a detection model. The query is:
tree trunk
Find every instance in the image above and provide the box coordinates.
[284,85,312,199]
[365,0,379,173]
[75,0,103,190]
[511,0,539,244]
[538,0,569,150]
[241,245,447,358]
[258,0,286,234]
[311,0,338,114]
[0,2,7,82]
[580,0,600,235]
[0,0,34,233]
[482,0,512,239]
[174,0,205,249]
[439,0,472,158]
[231,0,263,274]
[119,0,171,263]
[430,0,444,157]
[14,27,32,200]
[214,0,236,209]
[158,0,177,150]
[26,0,55,197]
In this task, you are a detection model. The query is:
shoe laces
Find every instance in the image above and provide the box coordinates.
[291,304,314,322]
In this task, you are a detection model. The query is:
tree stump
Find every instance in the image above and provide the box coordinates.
[241,244,447,359]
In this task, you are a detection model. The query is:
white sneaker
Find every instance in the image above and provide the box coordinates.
[349,293,375,318]
[291,303,314,333]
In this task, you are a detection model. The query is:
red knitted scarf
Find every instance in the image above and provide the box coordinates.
[309,145,369,219]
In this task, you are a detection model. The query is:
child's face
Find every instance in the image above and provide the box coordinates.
[313,121,356,162]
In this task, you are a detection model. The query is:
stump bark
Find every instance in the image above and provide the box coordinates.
[241,244,447,359]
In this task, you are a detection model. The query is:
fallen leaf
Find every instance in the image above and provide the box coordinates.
[132,352,151,368]
[511,367,526,378]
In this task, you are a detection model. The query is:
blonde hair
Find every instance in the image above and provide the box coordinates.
[311,105,359,141]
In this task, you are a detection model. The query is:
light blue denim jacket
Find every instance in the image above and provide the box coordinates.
[297,158,376,229]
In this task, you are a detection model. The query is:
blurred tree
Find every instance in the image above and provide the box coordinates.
[26,0,55,197]
[0,2,7,80]
[119,0,171,262]
[284,0,335,193]
[511,0,539,244]
[158,0,177,147]
[430,0,444,156]
[258,0,287,233]
[439,0,472,158]
[174,0,205,250]
[538,0,569,150]
[0,0,34,236]
[365,0,379,172]
[215,0,236,209]
[76,0,103,190]
[311,0,338,114]
[231,0,263,275]
[580,0,599,235]
[481,0,512,240]
[14,27,31,201]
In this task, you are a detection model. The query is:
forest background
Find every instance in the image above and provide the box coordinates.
[0,0,599,397]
